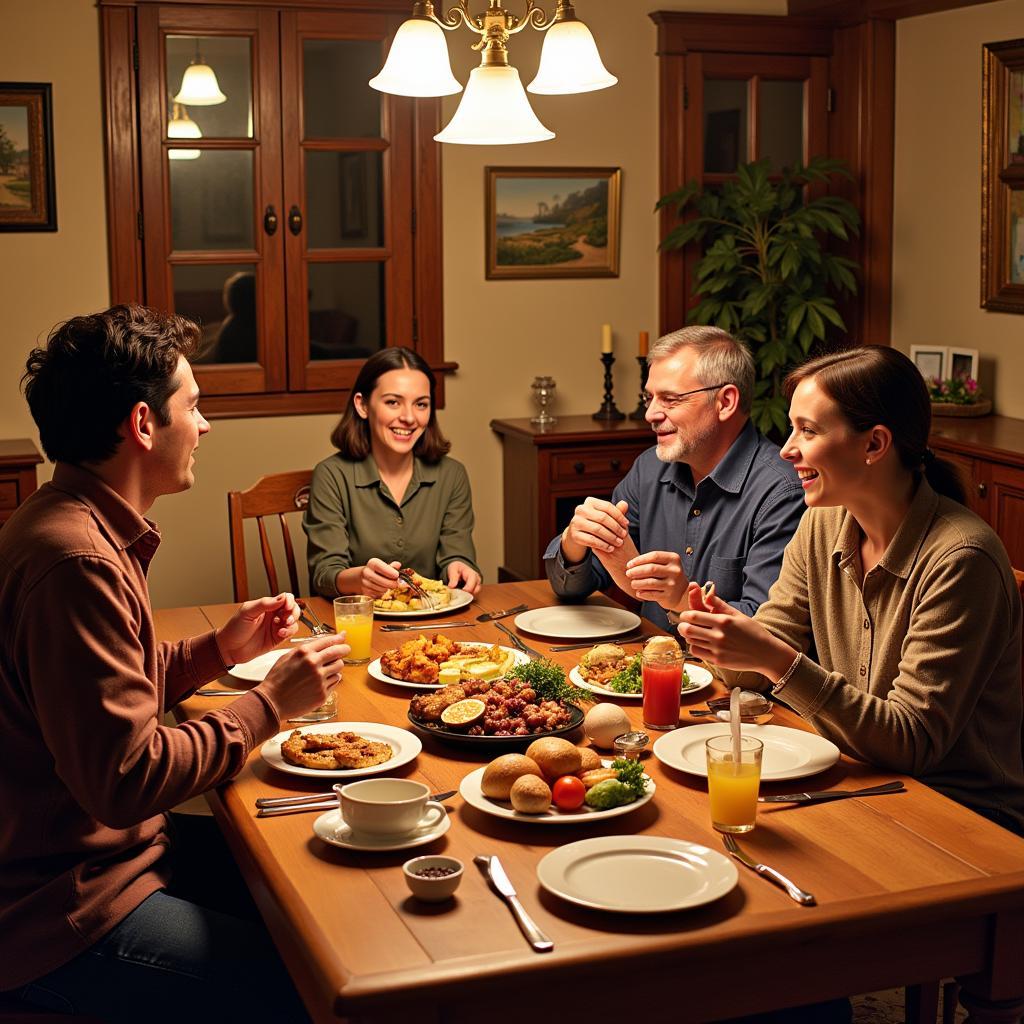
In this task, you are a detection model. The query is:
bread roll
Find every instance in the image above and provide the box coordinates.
[481,754,541,800]
[577,746,602,773]
[509,774,552,814]
[525,737,583,781]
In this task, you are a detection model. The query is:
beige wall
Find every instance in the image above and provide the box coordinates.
[0,0,791,610]
[892,0,1024,414]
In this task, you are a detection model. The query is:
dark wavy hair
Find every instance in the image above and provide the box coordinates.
[330,347,450,463]
[23,304,199,465]
[784,346,966,504]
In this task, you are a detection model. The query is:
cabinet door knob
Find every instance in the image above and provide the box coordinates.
[573,461,585,474]
[611,459,621,472]
[288,205,303,235]
[263,205,278,235]
[977,482,988,498]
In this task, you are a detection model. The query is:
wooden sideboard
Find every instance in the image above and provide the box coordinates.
[490,416,654,581]
[930,414,1024,568]
[0,439,42,527]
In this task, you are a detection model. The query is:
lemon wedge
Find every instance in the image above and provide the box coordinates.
[440,698,486,728]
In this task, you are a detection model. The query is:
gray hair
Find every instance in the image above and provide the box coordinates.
[648,325,754,415]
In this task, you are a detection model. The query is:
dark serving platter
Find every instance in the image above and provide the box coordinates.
[407,703,585,747]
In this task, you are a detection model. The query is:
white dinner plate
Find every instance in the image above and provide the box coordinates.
[367,644,529,691]
[229,647,290,682]
[458,765,655,825]
[261,721,421,779]
[537,835,738,913]
[570,663,714,702]
[372,588,473,619]
[653,723,840,782]
[313,807,451,852]
[513,605,641,640]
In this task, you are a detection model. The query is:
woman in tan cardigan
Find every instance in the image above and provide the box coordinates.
[677,346,1024,834]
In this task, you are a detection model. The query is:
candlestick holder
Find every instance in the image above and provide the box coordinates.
[592,353,625,422]
[629,356,649,421]
[530,375,557,430]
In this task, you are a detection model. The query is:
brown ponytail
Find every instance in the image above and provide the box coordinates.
[784,346,966,505]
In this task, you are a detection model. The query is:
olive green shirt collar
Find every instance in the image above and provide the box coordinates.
[351,455,440,503]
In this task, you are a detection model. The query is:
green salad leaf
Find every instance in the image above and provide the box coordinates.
[611,757,648,799]
[605,654,695,694]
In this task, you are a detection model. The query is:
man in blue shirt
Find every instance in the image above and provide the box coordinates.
[544,326,805,630]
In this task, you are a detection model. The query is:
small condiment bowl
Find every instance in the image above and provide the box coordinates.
[403,855,464,902]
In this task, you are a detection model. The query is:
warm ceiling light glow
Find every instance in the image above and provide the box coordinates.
[528,18,616,95]
[435,65,554,145]
[174,61,227,106]
[168,103,201,160]
[369,17,462,97]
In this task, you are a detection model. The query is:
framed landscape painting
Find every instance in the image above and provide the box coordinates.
[0,83,56,232]
[485,167,621,280]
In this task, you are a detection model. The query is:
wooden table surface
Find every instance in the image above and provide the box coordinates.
[158,581,1024,1024]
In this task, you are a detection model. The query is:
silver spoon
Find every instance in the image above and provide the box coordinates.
[689,691,773,720]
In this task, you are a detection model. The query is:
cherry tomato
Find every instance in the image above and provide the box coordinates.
[552,775,586,810]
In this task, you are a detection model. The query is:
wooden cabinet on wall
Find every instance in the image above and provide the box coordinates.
[100,0,446,419]
[0,440,43,527]
[929,415,1024,569]
[489,417,654,582]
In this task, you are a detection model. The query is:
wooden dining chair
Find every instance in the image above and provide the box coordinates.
[227,469,313,602]
[905,567,1024,1024]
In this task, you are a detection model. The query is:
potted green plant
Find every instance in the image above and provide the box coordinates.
[657,157,861,436]
[927,375,992,417]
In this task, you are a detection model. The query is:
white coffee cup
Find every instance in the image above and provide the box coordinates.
[334,778,444,836]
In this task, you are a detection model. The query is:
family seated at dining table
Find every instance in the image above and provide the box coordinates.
[1,303,1022,1024]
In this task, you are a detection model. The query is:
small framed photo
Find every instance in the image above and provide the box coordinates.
[948,347,979,381]
[0,82,56,232]
[910,345,947,382]
[486,166,621,280]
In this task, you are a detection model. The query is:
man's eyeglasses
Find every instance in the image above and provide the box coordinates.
[642,383,730,411]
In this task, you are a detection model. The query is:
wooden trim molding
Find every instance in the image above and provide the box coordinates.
[651,11,834,57]
[787,0,994,21]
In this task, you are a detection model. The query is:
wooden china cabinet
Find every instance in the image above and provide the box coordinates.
[99,0,446,419]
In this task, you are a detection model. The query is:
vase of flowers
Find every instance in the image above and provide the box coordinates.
[928,375,992,417]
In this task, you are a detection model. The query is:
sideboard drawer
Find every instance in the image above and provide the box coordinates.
[551,446,643,484]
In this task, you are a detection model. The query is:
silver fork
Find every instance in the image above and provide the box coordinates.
[297,599,332,635]
[721,834,816,906]
[398,568,436,610]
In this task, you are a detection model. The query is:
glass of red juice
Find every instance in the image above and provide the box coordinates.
[641,637,684,731]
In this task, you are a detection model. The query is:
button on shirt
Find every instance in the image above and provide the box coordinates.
[544,420,806,629]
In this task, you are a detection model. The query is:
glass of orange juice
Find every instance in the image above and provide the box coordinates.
[334,595,374,665]
[705,735,763,833]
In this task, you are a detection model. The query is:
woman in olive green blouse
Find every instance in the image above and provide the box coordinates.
[304,348,481,599]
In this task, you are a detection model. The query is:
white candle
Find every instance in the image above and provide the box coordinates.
[601,324,613,354]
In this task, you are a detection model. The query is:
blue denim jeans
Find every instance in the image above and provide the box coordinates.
[18,814,309,1023]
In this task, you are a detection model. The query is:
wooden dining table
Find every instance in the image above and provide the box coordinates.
[158,580,1024,1024]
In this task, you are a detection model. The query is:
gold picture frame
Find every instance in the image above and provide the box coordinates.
[981,39,1024,312]
[486,166,621,280]
[0,82,56,232]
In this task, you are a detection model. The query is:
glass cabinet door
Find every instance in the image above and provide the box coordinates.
[280,9,414,393]
[138,6,285,395]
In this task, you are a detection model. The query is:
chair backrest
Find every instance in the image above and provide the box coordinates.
[1016,569,1024,745]
[227,470,312,602]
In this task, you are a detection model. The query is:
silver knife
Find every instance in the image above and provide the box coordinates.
[257,789,457,818]
[493,621,544,661]
[474,855,554,953]
[380,621,477,632]
[722,834,815,906]
[758,780,905,804]
[476,604,528,622]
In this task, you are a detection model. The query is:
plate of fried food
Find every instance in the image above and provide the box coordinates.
[570,643,714,701]
[368,634,528,690]
[373,573,472,616]
[407,678,584,746]
[459,741,655,823]
[261,722,421,779]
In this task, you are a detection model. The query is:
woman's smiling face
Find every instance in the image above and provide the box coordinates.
[355,368,431,460]
[781,376,872,508]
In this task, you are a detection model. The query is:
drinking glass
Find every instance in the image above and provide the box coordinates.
[641,639,684,731]
[705,735,764,833]
[288,687,336,723]
[334,595,374,665]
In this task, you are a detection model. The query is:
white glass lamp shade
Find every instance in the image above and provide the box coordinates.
[528,19,617,95]
[173,62,227,106]
[168,108,202,160]
[435,66,554,145]
[369,17,462,97]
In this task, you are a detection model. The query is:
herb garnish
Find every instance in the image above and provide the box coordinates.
[611,757,648,799]
[606,654,695,694]
[506,659,591,705]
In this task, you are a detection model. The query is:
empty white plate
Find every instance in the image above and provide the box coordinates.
[537,835,738,913]
[514,605,641,640]
[653,723,840,782]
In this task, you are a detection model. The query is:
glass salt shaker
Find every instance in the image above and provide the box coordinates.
[613,730,650,760]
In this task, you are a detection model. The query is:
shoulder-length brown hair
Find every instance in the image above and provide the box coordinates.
[784,346,965,504]
[330,347,451,464]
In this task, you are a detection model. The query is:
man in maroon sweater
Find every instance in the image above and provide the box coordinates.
[0,306,347,1021]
